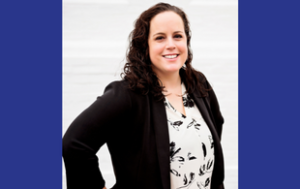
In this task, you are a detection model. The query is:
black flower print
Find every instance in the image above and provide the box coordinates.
[178,172,195,189]
[206,159,214,170]
[208,135,214,149]
[196,178,211,189]
[199,166,204,176]
[164,101,169,108]
[194,123,201,130]
[204,178,210,187]
[168,120,183,131]
[171,169,181,177]
[187,152,197,160]
[183,95,194,108]
[187,119,196,129]
[199,159,214,176]
[202,143,207,159]
[170,142,185,177]
[199,164,207,176]
[170,142,184,163]
[187,119,201,131]
[168,102,177,112]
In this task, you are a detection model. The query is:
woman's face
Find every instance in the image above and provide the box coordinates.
[148,11,188,77]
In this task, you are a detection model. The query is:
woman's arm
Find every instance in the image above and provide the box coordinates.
[63,81,132,189]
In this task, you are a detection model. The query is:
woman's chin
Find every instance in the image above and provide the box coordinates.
[152,65,183,76]
[159,68,182,76]
[165,66,183,73]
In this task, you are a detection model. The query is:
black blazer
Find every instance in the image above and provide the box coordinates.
[63,75,225,189]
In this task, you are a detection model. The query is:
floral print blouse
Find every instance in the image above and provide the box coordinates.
[165,83,215,189]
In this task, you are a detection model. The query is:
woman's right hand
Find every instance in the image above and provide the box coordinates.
[103,187,107,189]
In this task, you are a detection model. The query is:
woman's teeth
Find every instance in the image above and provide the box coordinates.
[164,54,178,59]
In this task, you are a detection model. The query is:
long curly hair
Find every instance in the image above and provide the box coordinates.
[121,3,208,100]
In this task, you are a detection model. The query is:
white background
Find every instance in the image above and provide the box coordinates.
[63,0,238,188]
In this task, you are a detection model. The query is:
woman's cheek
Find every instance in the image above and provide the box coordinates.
[156,43,165,53]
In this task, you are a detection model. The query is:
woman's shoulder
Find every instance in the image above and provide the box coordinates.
[98,79,130,101]
[101,79,145,106]
[104,79,147,96]
[104,79,128,90]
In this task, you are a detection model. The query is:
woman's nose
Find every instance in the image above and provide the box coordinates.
[166,38,176,50]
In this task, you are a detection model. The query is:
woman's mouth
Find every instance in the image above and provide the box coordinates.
[163,54,179,59]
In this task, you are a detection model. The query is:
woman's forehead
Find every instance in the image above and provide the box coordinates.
[149,11,184,34]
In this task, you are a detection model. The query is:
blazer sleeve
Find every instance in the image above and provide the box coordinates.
[62,81,132,189]
[205,79,224,141]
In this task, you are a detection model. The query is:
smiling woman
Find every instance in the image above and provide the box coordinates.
[63,3,225,189]
[148,11,188,77]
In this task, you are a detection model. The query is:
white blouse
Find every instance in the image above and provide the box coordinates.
[165,83,215,189]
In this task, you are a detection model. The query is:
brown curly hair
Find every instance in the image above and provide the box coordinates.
[121,2,208,100]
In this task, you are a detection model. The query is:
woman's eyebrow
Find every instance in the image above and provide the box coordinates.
[174,31,183,34]
[152,32,165,37]
[152,31,183,37]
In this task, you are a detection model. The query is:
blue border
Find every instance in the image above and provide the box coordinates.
[0,1,62,189]
[2,0,300,188]
[239,0,300,188]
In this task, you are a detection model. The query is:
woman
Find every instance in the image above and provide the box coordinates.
[63,3,224,189]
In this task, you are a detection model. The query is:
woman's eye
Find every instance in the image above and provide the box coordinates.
[174,34,182,38]
[155,36,164,40]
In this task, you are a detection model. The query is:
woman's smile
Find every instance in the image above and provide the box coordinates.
[163,54,179,60]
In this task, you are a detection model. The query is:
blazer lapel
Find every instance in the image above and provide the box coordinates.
[190,90,224,184]
[149,95,170,189]
[192,94,220,141]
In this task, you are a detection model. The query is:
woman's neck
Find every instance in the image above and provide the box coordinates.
[156,72,182,95]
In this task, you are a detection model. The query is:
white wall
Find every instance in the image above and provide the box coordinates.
[63,0,238,188]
